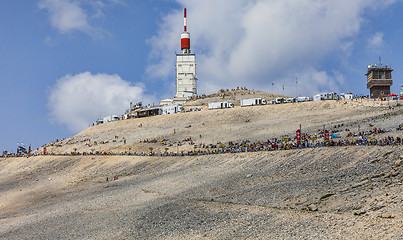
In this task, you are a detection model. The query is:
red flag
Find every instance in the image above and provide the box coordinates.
[324,130,329,142]
[296,129,301,144]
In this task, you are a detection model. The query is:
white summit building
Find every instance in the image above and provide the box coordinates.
[173,8,197,104]
[174,53,196,100]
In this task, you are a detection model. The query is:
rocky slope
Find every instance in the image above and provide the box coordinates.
[0,146,402,239]
[1,99,402,239]
[40,100,402,155]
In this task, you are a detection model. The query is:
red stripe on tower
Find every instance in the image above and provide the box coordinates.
[181,38,190,50]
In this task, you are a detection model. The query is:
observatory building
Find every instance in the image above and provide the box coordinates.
[366,58,393,99]
[173,8,197,104]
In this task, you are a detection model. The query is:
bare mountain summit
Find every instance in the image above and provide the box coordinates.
[1,99,402,239]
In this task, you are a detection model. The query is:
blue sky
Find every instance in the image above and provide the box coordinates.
[1,0,403,153]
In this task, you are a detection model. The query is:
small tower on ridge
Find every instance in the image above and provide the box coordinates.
[366,57,393,99]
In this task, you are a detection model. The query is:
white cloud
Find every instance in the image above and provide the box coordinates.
[268,69,344,97]
[368,32,384,49]
[48,72,154,132]
[39,0,93,34]
[146,0,396,96]
[38,0,121,36]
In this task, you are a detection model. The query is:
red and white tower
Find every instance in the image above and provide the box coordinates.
[181,8,190,53]
[174,8,197,102]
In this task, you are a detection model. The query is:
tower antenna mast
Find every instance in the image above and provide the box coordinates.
[181,8,190,54]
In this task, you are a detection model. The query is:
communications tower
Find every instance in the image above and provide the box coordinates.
[366,58,393,99]
[173,8,197,104]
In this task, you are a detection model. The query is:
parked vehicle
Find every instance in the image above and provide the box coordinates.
[340,93,353,100]
[103,115,120,123]
[136,108,162,118]
[93,119,104,125]
[122,114,136,120]
[297,97,310,102]
[241,98,267,107]
[275,98,286,104]
[189,107,203,112]
[208,101,234,109]
[162,104,184,114]
[313,92,338,101]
